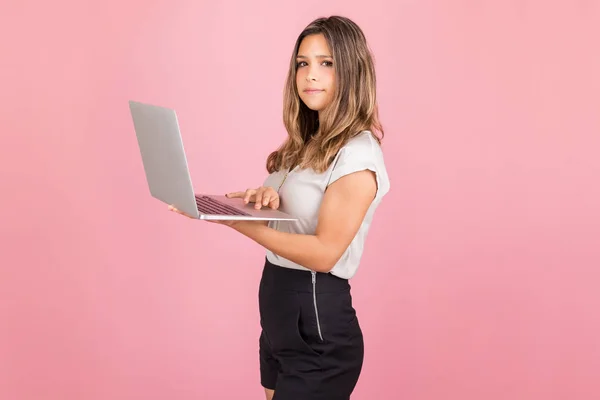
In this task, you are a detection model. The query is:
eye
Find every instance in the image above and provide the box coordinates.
[322,61,333,67]
[296,61,307,68]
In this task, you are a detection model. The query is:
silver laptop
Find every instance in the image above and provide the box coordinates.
[128,100,297,221]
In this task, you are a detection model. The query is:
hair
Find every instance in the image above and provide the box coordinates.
[266,15,384,174]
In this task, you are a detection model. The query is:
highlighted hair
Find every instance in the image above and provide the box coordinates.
[267,15,384,174]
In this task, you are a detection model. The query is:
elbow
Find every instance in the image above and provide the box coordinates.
[311,252,342,273]
[312,263,334,274]
[308,237,345,273]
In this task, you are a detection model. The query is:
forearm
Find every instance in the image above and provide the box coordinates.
[231,222,336,272]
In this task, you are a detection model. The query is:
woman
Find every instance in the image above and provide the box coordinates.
[171,15,390,400]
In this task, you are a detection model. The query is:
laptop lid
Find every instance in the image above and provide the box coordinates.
[128,100,200,218]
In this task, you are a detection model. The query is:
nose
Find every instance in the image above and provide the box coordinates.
[306,66,318,82]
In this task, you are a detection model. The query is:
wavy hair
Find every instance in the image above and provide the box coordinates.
[266,15,384,174]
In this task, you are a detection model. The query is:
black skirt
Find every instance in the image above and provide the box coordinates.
[259,257,364,400]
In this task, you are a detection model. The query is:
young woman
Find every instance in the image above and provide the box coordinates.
[170,15,390,400]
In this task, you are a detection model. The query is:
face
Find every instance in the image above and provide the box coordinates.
[295,33,336,115]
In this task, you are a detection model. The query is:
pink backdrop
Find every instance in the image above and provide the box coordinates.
[1,1,599,399]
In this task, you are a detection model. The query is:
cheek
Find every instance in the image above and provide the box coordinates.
[296,70,305,85]
[325,70,335,91]
[326,72,336,98]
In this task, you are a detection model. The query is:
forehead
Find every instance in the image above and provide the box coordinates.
[297,33,331,56]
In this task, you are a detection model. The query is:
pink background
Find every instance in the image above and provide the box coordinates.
[1,1,599,399]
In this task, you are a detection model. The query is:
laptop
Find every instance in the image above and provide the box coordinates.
[128,100,297,221]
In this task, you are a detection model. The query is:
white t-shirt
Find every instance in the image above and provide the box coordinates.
[262,130,390,279]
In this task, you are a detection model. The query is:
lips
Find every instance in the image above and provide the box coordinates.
[304,88,324,94]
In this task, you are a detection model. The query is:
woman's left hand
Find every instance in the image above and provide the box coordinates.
[167,205,238,227]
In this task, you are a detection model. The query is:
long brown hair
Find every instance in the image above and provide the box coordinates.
[266,15,384,174]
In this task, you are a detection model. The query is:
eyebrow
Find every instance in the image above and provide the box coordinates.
[296,55,333,59]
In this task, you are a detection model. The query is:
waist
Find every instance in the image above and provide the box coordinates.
[261,257,350,294]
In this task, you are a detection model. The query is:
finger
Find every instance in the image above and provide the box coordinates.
[255,199,263,209]
[254,188,265,209]
[169,205,192,218]
[226,192,244,198]
[262,193,271,206]
[264,189,279,209]
[243,189,256,204]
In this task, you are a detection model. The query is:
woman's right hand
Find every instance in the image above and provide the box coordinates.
[226,186,280,210]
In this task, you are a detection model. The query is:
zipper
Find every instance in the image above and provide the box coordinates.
[277,164,297,193]
[277,170,289,193]
[311,271,324,341]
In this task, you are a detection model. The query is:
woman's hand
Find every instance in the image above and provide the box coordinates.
[226,186,280,210]
[168,204,195,218]
[167,205,238,227]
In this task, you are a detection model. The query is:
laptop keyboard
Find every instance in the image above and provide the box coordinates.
[195,195,252,217]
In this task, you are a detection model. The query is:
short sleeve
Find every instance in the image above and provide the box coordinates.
[327,132,390,199]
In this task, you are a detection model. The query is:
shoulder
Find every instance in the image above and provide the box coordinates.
[329,130,390,196]
[337,130,385,166]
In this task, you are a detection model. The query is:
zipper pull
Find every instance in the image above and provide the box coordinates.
[311,271,316,284]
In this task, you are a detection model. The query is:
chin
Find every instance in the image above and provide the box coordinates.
[301,100,326,112]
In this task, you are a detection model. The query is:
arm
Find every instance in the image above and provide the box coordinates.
[230,169,377,272]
